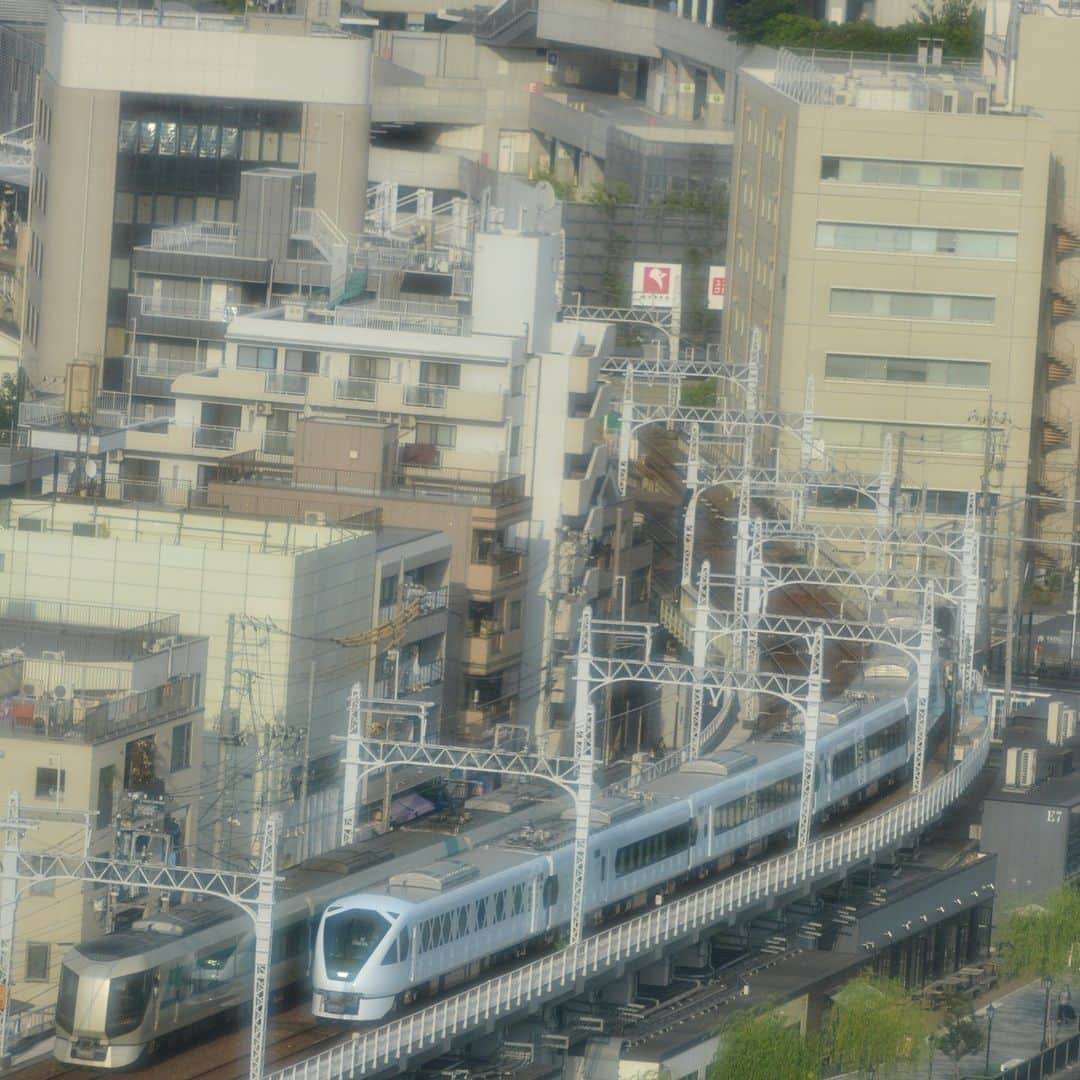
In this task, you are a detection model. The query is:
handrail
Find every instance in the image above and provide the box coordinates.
[267,713,990,1080]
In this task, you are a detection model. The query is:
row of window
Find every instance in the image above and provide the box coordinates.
[238,346,319,374]
[821,156,1022,193]
[34,97,52,146]
[118,121,301,166]
[867,719,907,758]
[824,353,990,388]
[816,222,1017,261]
[830,289,995,324]
[237,347,471,391]
[115,191,236,229]
[815,419,990,455]
[614,822,693,877]
[415,880,538,955]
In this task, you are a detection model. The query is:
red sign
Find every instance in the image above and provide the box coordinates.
[641,265,671,294]
[708,265,727,311]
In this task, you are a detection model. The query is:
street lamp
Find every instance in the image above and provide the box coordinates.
[985,1003,996,1075]
[1043,975,1054,1050]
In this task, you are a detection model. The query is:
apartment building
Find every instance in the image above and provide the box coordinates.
[0,597,207,1010]
[723,49,1050,563]
[22,3,372,390]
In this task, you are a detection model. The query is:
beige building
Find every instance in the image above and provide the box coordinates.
[0,598,207,1011]
[23,4,372,390]
[724,50,1051,560]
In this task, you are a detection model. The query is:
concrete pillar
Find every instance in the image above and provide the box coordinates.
[598,973,636,1005]
[675,62,696,123]
[637,957,673,987]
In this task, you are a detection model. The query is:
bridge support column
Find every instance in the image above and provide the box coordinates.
[797,630,824,849]
[912,583,935,794]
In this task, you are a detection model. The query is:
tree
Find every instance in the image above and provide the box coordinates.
[827,974,932,1078]
[681,378,719,407]
[726,0,798,43]
[709,1008,821,1080]
[996,886,1080,978]
[936,993,984,1080]
[0,374,20,433]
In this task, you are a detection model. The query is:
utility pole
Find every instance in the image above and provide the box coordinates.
[1004,488,1018,722]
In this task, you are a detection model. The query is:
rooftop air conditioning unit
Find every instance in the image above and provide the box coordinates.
[40,650,65,663]
[1048,700,1067,745]
[150,635,179,653]
[304,511,327,526]
[1005,746,1037,788]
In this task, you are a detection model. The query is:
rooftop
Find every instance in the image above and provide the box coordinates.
[2,497,371,554]
[762,47,997,114]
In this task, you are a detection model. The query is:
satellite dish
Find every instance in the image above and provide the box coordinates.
[65,459,77,475]
[85,460,98,479]
[54,684,67,699]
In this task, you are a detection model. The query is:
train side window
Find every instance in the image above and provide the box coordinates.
[476,897,487,929]
[379,938,398,966]
[398,929,410,962]
[600,855,606,882]
[543,875,559,908]
[458,907,469,935]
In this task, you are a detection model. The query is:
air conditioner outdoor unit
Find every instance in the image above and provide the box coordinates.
[41,650,65,663]
[255,402,273,417]
[1018,748,1037,787]
[150,635,179,653]
[304,511,327,526]
[21,681,43,697]
[1005,746,1037,788]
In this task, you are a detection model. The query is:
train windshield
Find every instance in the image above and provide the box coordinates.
[323,910,392,977]
[105,971,153,1037]
[56,966,78,1033]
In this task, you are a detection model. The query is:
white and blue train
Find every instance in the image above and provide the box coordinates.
[53,656,942,1065]
[311,660,943,1021]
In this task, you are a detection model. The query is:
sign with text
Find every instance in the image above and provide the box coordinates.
[632,262,682,309]
[707,265,727,310]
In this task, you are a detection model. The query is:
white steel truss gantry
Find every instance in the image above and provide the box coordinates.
[0,810,280,1080]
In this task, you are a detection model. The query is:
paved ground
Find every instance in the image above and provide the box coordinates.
[892,978,1080,1078]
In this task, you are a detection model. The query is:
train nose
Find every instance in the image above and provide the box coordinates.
[69,1035,109,1062]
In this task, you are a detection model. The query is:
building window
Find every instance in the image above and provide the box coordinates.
[237,345,277,371]
[284,349,319,374]
[124,735,156,791]
[415,422,456,448]
[824,354,990,388]
[815,419,990,455]
[829,289,994,324]
[97,764,115,829]
[816,222,1017,261]
[420,361,461,388]
[35,767,65,800]
[25,943,49,982]
[379,574,398,608]
[511,366,524,396]
[349,355,390,380]
[509,426,521,459]
[171,723,192,773]
[820,156,1022,192]
[508,599,522,630]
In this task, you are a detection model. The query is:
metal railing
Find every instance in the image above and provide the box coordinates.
[264,371,309,396]
[375,657,445,699]
[291,207,347,263]
[333,377,377,402]
[59,5,245,29]
[267,715,991,1080]
[137,295,257,322]
[0,597,177,637]
[193,425,237,450]
[999,1031,1080,1080]
[262,431,295,456]
[133,354,209,380]
[378,586,450,625]
[334,303,468,337]
[403,384,449,409]
[148,221,238,255]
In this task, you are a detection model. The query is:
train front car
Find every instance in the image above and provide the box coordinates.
[312,896,408,1021]
[54,940,159,1067]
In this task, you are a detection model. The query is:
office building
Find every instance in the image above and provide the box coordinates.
[22,3,372,390]
[723,48,1050,571]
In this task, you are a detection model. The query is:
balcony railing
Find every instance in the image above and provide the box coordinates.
[0,674,198,745]
[148,221,238,256]
[262,431,295,456]
[333,377,377,402]
[472,547,526,580]
[375,657,445,699]
[404,384,449,409]
[133,354,209,380]
[334,302,468,337]
[378,586,450,624]
[137,295,257,322]
[265,371,310,396]
[193,425,237,450]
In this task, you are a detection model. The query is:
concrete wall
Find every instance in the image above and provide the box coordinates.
[981,796,1070,906]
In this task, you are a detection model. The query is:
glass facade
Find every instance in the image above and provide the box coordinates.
[830,289,995,323]
[820,156,1022,192]
[816,222,1016,261]
[108,93,303,338]
[825,353,990,388]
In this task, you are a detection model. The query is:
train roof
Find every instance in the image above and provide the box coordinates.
[75,899,239,960]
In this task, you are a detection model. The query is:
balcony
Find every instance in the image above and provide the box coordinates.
[375,657,444,699]
[404,384,449,409]
[378,585,449,625]
[334,299,469,337]
[133,354,210,381]
[193,425,237,450]
[565,384,611,456]
[464,623,523,668]
[465,547,527,594]
[333,377,378,402]
[149,221,238,256]
[264,371,310,397]
[262,430,295,456]
[136,294,258,322]
[561,444,608,519]
[1041,410,1072,452]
